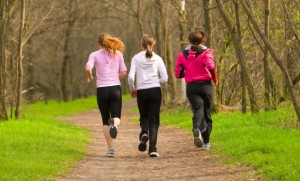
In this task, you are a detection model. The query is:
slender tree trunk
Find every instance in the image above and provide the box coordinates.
[136,0,144,37]
[203,0,212,48]
[166,24,176,102]
[216,0,258,113]
[159,0,176,103]
[15,0,25,119]
[240,0,300,122]
[61,0,75,101]
[263,0,271,110]
[234,1,247,113]
[179,0,186,102]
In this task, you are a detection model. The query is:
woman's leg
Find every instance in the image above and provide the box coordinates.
[109,85,122,119]
[147,88,162,154]
[186,83,207,133]
[200,82,213,144]
[97,87,114,150]
[137,89,149,134]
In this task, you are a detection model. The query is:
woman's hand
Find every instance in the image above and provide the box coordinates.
[131,90,137,98]
[87,75,94,83]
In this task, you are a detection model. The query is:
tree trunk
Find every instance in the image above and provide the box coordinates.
[240,0,300,122]
[203,0,212,48]
[159,0,176,103]
[234,1,247,113]
[263,0,272,110]
[179,0,186,102]
[216,0,258,113]
[15,0,25,119]
[166,30,176,102]
[61,0,75,101]
[0,0,17,120]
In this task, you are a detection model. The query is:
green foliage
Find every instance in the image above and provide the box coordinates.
[160,106,299,180]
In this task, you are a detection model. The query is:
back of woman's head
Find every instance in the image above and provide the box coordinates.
[188,30,207,51]
[97,33,125,55]
[141,34,155,59]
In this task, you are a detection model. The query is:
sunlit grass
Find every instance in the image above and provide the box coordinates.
[0,95,131,180]
[22,96,98,117]
[160,105,299,180]
[0,118,90,180]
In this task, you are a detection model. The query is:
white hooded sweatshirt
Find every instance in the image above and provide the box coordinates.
[128,51,168,91]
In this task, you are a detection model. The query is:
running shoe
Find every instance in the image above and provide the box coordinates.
[138,133,149,152]
[202,143,210,151]
[149,152,159,157]
[193,129,203,148]
[108,118,117,139]
[106,148,115,157]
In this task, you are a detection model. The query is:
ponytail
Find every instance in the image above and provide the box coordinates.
[188,30,207,51]
[141,34,155,59]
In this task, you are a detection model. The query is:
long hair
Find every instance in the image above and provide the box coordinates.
[141,34,156,59]
[97,33,125,56]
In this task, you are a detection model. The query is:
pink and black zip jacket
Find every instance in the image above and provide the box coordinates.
[174,48,218,84]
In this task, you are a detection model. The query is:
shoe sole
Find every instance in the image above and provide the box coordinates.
[109,126,117,139]
[149,152,159,157]
[193,129,203,148]
[106,154,114,157]
[108,119,117,139]
[138,135,148,152]
[202,147,210,151]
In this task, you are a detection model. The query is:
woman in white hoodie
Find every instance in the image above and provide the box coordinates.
[128,34,168,157]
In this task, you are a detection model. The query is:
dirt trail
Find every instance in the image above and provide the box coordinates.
[57,99,258,181]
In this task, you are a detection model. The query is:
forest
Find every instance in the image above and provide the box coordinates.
[1,0,299,122]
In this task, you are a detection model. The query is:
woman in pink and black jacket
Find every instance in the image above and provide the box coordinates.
[174,30,218,151]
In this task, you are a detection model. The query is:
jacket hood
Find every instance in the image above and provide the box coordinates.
[134,51,157,69]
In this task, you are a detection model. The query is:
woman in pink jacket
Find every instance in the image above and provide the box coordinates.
[174,30,218,151]
[85,33,127,157]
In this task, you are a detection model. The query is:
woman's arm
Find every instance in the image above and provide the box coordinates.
[85,66,93,82]
[119,71,127,79]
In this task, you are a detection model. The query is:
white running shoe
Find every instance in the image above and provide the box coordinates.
[149,152,159,157]
[106,148,115,157]
[202,143,210,151]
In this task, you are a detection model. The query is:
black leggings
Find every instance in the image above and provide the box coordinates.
[137,87,162,153]
[97,85,122,125]
[186,81,213,144]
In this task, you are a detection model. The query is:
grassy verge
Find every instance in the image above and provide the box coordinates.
[0,117,90,180]
[160,105,299,180]
[22,96,99,117]
[0,96,103,180]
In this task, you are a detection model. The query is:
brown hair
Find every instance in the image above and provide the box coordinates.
[188,30,207,51]
[97,33,125,56]
[141,34,156,59]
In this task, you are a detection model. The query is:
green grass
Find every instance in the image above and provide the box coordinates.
[22,96,98,117]
[160,105,300,180]
[0,96,103,180]
[0,95,131,180]
[0,118,90,180]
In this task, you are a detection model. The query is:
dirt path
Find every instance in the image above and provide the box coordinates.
[57,99,258,181]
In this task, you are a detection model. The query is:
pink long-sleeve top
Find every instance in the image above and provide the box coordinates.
[174,48,215,84]
[86,49,127,87]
